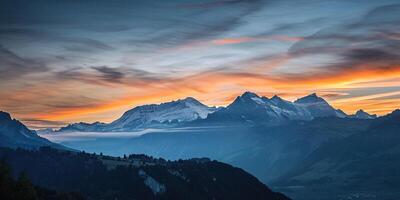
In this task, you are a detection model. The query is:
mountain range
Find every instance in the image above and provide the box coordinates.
[55,92,376,132]
[1,92,398,200]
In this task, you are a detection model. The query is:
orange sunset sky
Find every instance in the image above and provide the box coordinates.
[0,0,399,128]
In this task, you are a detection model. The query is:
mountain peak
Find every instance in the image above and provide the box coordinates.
[389,109,400,117]
[271,94,279,99]
[180,97,202,105]
[271,95,284,101]
[107,96,215,130]
[304,93,319,99]
[353,109,377,119]
[228,91,265,109]
[0,111,12,121]
[183,97,197,101]
[309,93,318,97]
[241,91,259,99]
[294,93,325,104]
[0,111,65,150]
[355,109,367,115]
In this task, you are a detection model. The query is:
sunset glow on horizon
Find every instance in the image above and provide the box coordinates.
[1,0,399,128]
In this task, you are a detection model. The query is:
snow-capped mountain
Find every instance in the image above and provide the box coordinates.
[350,109,377,119]
[59,97,217,132]
[204,91,288,124]
[269,95,314,120]
[294,93,347,118]
[58,121,106,132]
[108,97,217,130]
[226,92,313,123]
[0,111,66,150]
[57,92,381,132]
[203,92,347,125]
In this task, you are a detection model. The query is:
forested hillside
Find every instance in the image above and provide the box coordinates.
[0,147,290,200]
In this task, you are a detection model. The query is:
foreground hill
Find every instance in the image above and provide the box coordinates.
[0,160,84,200]
[0,147,290,200]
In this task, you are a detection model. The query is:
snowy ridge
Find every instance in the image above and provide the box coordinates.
[57,97,217,132]
[56,92,381,132]
[294,93,346,118]
[108,97,216,130]
[204,91,351,125]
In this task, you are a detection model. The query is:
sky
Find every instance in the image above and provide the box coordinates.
[1,0,399,128]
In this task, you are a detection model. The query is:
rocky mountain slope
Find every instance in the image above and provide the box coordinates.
[0,111,66,150]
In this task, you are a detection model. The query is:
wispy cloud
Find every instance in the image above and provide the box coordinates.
[92,66,125,83]
[212,35,303,45]
[0,45,49,80]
